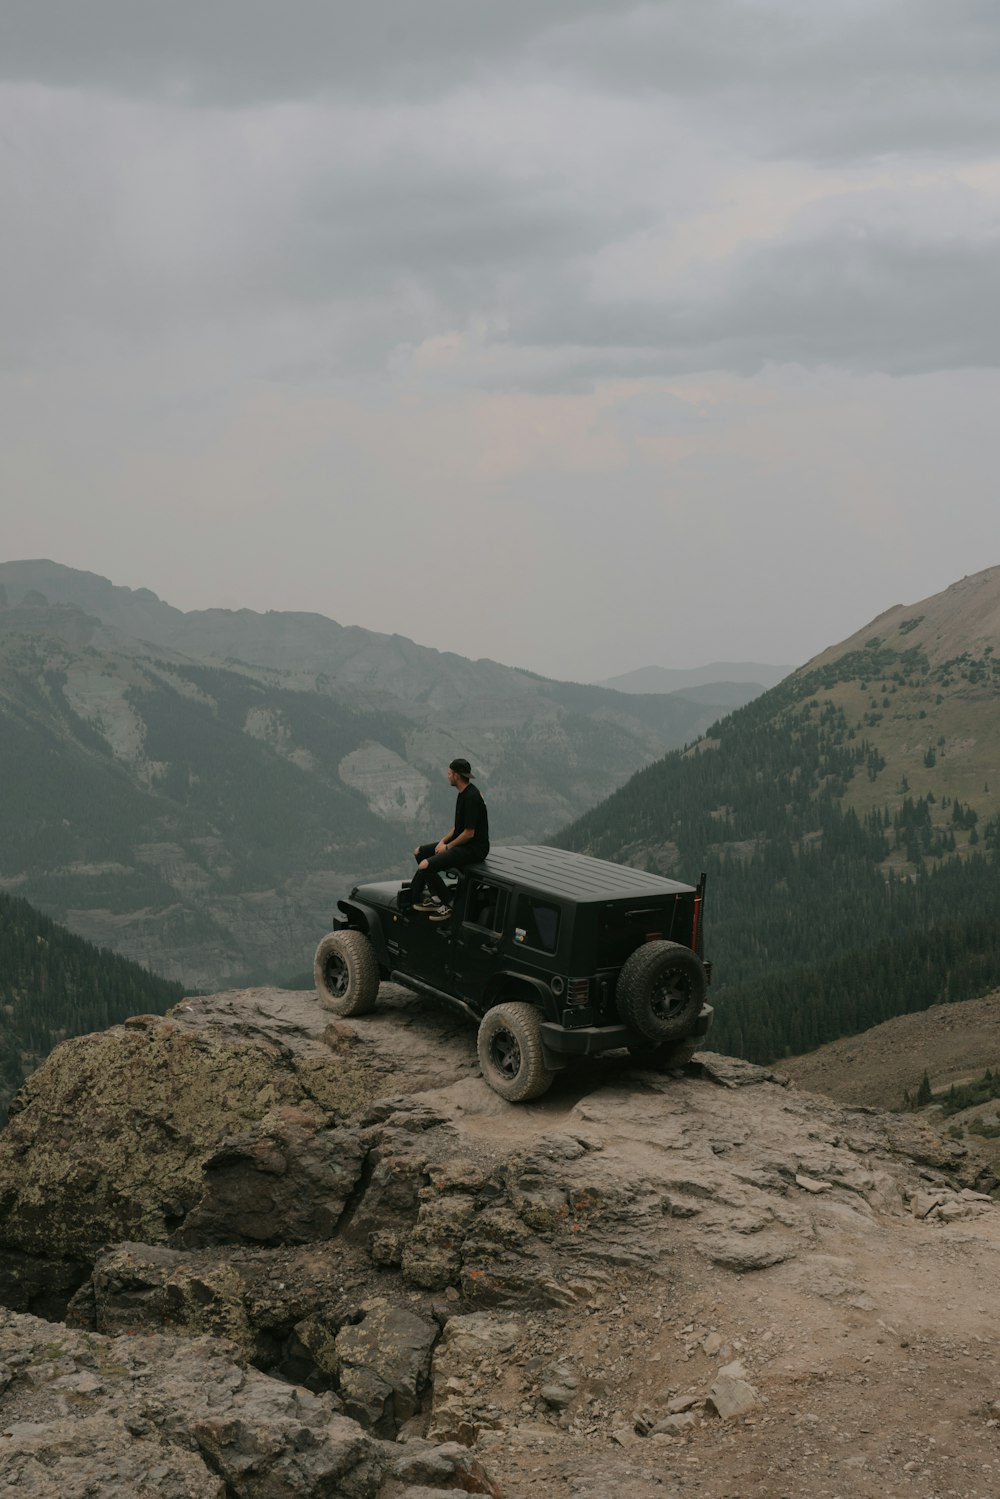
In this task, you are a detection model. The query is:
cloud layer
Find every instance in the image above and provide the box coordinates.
[2,2,999,678]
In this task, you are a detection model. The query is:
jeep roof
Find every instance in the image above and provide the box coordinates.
[463,845,695,902]
[352,844,696,908]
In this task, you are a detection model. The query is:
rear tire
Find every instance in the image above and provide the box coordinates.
[616,941,706,1044]
[314,930,380,1016]
[477,1002,554,1103]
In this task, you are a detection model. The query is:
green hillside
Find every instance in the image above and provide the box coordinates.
[0,890,185,1116]
[557,581,1000,1064]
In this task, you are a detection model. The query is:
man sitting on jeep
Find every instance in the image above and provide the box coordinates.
[410,758,490,920]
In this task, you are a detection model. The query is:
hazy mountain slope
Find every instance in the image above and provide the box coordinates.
[780,989,1000,1111]
[780,988,1000,1186]
[0,608,418,984]
[0,560,715,749]
[666,681,766,708]
[596,661,793,693]
[558,564,1000,1064]
[0,560,716,733]
[0,889,184,1115]
[0,564,727,988]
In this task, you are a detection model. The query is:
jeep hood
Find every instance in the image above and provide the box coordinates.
[348,879,405,909]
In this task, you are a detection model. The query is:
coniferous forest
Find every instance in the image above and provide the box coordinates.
[556,640,1000,1065]
[0,891,185,1115]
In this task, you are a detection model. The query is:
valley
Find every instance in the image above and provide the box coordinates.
[5,558,1000,1113]
[0,561,746,989]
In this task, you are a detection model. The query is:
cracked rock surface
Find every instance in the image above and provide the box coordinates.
[1,984,1000,1497]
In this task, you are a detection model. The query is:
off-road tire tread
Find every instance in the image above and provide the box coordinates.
[477,1001,554,1103]
[616,940,706,1043]
[313,929,380,1016]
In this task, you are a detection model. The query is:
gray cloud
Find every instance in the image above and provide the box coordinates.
[285,162,632,303]
[550,1,1000,162]
[3,0,1000,692]
[506,230,1000,384]
[5,1,1000,165]
[0,0,609,102]
[5,57,998,389]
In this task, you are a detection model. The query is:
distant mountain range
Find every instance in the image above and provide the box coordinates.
[595,661,793,695]
[560,564,1000,1065]
[0,560,757,987]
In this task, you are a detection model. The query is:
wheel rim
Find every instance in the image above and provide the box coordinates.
[489,1027,522,1081]
[323,953,349,998]
[650,965,690,1022]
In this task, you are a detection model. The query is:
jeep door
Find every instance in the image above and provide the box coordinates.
[449,878,509,1011]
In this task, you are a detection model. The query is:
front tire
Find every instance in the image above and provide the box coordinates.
[477,1002,554,1103]
[314,930,380,1016]
[616,941,706,1044]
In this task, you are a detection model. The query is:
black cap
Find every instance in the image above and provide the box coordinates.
[449,757,473,778]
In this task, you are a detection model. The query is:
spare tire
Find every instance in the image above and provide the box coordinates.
[616,941,706,1044]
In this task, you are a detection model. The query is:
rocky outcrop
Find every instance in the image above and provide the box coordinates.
[0,1309,497,1498]
[1,983,999,1497]
[0,994,397,1268]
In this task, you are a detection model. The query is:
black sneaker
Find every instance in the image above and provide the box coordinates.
[428,903,453,922]
[412,897,441,913]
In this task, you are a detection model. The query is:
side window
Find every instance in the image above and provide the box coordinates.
[512,895,561,954]
[465,881,505,932]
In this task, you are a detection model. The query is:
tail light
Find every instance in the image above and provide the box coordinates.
[567,978,591,1006]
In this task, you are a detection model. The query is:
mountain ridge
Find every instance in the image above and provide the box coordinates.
[558,563,1000,1065]
[0,560,744,988]
[595,660,793,694]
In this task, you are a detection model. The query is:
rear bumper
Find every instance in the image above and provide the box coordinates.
[540,1002,714,1058]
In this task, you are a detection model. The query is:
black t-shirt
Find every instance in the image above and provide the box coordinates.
[454,783,489,857]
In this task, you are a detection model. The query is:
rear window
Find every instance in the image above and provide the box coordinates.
[599,901,683,966]
[512,895,560,954]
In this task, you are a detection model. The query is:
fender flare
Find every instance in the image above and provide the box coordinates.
[335,899,391,972]
[480,972,567,1068]
[482,970,554,1013]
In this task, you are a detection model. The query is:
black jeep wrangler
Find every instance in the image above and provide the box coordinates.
[313,845,712,1103]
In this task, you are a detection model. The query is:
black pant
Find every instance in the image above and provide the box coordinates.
[410,841,482,905]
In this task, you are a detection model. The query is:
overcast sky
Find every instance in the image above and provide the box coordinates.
[2,1,999,681]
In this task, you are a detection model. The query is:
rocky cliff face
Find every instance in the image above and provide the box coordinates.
[1,987,999,1498]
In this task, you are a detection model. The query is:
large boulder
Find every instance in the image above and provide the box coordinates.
[177,1110,367,1248]
[0,1306,499,1497]
[0,993,385,1279]
[336,1300,439,1436]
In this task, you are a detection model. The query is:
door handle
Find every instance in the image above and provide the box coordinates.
[480,941,499,953]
